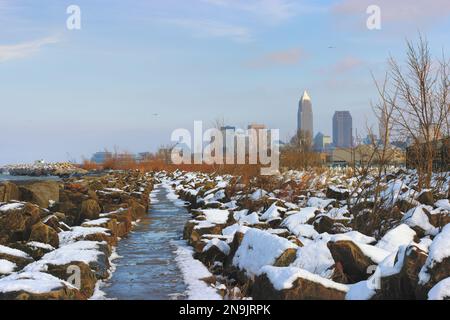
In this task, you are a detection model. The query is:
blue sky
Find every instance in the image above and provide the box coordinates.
[1,0,450,164]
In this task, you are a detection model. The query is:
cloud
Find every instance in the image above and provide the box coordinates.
[246,47,304,68]
[0,36,60,63]
[158,18,251,42]
[201,0,301,23]
[331,56,364,74]
[333,0,450,25]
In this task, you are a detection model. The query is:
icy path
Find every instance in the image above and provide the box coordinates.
[99,183,218,300]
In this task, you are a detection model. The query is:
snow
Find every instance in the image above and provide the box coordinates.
[0,202,24,212]
[82,218,111,226]
[203,238,230,255]
[307,197,334,209]
[0,272,75,294]
[435,199,450,211]
[59,226,110,246]
[0,259,16,274]
[375,224,416,253]
[402,205,439,236]
[260,203,285,221]
[324,206,351,220]
[27,242,55,251]
[233,210,260,225]
[346,280,376,300]
[173,240,222,300]
[260,266,349,292]
[282,207,317,226]
[419,223,450,284]
[233,228,297,277]
[291,240,334,278]
[201,209,230,224]
[24,241,105,272]
[222,224,250,238]
[428,277,450,300]
[0,244,31,259]
[250,189,267,201]
[284,223,318,239]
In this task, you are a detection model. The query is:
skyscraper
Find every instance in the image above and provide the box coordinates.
[333,111,353,148]
[297,90,314,140]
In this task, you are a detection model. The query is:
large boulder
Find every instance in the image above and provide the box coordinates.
[0,244,34,270]
[375,245,428,299]
[18,181,60,209]
[0,182,19,202]
[46,261,97,299]
[416,224,450,298]
[327,240,389,284]
[0,272,83,300]
[0,202,41,244]
[252,266,348,300]
[29,222,59,248]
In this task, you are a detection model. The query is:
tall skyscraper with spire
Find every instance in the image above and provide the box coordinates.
[297,90,314,140]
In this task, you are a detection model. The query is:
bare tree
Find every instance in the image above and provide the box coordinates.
[382,34,449,189]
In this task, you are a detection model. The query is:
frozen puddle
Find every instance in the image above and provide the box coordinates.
[99,183,218,300]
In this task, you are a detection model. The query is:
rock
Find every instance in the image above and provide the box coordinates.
[252,266,348,300]
[417,191,434,206]
[0,182,19,202]
[314,215,351,234]
[0,202,41,244]
[0,272,84,300]
[326,186,350,201]
[327,240,378,283]
[128,199,147,220]
[416,224,450,298]
[0,245,34,270]
[46,261,97,299]
[17,181,60,209]
[376,245,428,299]
[80,199,101,221]
[198,240,229,266]
[29,222,59,248]
[273,248,297,267]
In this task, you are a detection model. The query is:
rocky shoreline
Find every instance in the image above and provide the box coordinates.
[0,171,152,299]
[1,162,87,178]
[166,169,450,300]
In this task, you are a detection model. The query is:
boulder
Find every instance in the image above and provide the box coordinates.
[417,191,434,206]
[314,215,351,234]
[0,272,83,300]
[0,245,34,270]
[18,181,60,209]
[327,240,378,283]
[252,266,348,300]
[0,182,19,202]
[29,222,59,248]
[0,202,41,244]
[326,186,350,201]
[46,261,97,299]
[376,245,428,299]
[128,199,147,220]
[80,199,101,221]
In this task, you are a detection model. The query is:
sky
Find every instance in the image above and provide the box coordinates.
[1,0,450,164]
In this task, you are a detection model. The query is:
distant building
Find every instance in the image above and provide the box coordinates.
[363,134,378,145]
[333,111,353,148]
[406,137,449,171]
[247,124,266,131]
[328,145,405,167]
[297,90,314,140]
[91,152,112,164]
[313,132,332,152]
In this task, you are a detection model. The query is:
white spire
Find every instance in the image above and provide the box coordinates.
[301,90,311,101]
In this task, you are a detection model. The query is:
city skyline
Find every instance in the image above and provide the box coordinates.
[1,1,450,164]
